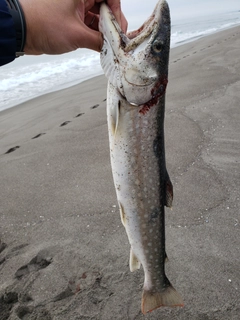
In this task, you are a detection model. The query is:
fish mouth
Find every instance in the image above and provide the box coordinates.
[99,0,169,54]
[99,0,170,106]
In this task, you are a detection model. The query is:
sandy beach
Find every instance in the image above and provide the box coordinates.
[0,26,240,320]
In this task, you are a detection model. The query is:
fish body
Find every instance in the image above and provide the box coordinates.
[99,1,183,314]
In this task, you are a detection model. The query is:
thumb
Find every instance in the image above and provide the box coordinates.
[77,27,103,52]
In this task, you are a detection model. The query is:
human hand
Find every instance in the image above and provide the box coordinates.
[19,0,128,54]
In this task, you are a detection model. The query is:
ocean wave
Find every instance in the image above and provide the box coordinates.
[1,10,240,111]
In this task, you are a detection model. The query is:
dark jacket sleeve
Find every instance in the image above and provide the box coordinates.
[0,0,16,66]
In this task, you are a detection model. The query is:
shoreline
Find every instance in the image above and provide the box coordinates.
[0,24,240,319]
[1,23,240,114]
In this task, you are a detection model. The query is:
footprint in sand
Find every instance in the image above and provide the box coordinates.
[0,240,7,253]
[75,113,85,117]
[15,251,53,279]
[5,146,20,154]
[60,121,71,127]
[91,104,99,109]
[52,272,102,303]
[1,243,29,265]
[15,306,33,319]
[32,133,46,139]
[0,291,19,320]
[15,306,52,320]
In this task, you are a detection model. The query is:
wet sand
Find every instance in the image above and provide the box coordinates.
[0,26,240,319]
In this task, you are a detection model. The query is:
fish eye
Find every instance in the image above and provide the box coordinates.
[152,40,164,53]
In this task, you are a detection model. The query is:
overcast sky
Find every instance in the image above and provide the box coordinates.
[121,0,240,29]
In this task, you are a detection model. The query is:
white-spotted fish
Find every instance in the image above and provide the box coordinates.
[99,0,183,314]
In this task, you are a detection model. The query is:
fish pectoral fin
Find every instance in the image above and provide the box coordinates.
[165,173,173,208]
[130,248,141,272]
[107,84,121,137]
[141,283,184,314]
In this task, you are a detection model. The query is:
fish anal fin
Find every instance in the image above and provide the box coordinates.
[130,248,141,272]
[165,175,173,208]
[141,284,183,314]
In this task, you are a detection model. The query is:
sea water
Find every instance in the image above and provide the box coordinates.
[0,9,240,112]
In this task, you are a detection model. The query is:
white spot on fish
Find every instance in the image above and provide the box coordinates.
[135,179,140,185]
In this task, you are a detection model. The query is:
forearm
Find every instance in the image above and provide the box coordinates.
[0,0,21,65]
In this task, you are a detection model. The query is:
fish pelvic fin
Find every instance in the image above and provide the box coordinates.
[130,248,141,272]
[141,284,184,314]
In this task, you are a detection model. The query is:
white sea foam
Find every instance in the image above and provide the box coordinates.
[0,10,240,112]
[0,52,103,111]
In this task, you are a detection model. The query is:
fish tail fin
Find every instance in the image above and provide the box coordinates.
[141,284,183,314]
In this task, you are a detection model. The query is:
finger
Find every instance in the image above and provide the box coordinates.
[106,0,128,32]
[120,11,128,33]
[77,27,103,52]
[87,3,101,14]
[83,0,102,13]
[85,12,99,31]
[106,0,121,26]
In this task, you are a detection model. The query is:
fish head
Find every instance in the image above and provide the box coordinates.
[99,0,171,106]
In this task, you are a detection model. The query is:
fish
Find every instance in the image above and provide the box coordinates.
[99,0,183,314]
